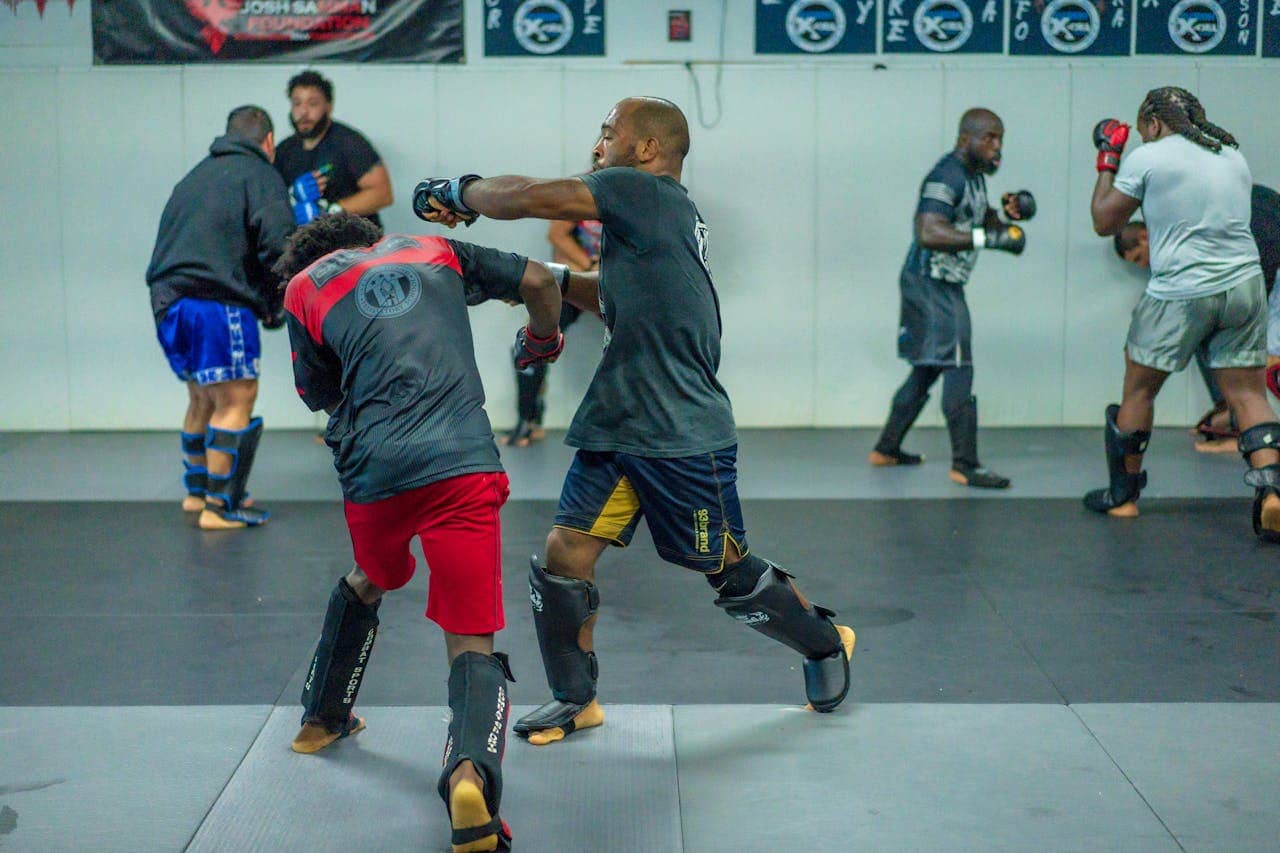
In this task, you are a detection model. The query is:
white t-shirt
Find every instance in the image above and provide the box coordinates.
[1114,135,1261,300]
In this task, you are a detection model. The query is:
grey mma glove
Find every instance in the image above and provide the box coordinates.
[412,174,482,224]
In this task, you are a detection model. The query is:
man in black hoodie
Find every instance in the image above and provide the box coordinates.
[147,105,294,530]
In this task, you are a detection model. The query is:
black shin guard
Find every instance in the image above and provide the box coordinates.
[300,578,380,730]
[874,393,930,460]
[438,652,515,850]
[714,556,851,712]
[181,432,207,497]
[1084,404,1150,513]
[206,417,268,523]
[513,558,599,736]
[1240,423,1280,542]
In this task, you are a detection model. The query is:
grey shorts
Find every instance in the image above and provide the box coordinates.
[1268,283,1280,356]
[1126,275,1266,372]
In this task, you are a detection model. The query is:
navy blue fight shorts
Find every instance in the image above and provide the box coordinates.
[554,446,748,572]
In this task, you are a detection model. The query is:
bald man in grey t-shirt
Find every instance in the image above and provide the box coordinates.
[1086,86,1280,543]
[415,97,857,749]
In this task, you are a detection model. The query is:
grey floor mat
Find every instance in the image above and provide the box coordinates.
[0,706,270,852]
[188,704,680,853]
[673,703,1180,853]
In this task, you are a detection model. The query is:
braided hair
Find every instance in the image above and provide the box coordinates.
[1137,87,1237,153]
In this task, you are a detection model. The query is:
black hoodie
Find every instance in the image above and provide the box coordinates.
[147,134,294,324]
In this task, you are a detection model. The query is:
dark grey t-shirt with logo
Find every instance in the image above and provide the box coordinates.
[566,167,737,457]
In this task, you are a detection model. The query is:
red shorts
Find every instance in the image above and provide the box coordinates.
[343,471,510,635]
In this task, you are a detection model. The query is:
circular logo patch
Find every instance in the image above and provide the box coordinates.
[1167,0,1226,53]
[355,265,422,320]
[785,0,848,52]
[514,0,575,55]
[1041,0,1101,53]
[914,0,974,52]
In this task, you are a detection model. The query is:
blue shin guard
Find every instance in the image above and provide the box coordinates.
[204,417,268,526]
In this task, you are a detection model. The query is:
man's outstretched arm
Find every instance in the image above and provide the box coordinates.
[415,175,598,226]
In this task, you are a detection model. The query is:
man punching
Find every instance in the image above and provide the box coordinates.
[1084,87,1280,542]
[870,108,1034,489]
[415,96,856,747]
[146,105,293,529]
[1113,182,1280,450]
[276,213,564,852]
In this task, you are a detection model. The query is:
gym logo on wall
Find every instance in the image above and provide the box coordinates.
[913,0,974,50]
[1136,0,1255,53]
[1010,0,1128,54]
[883,0,1003,52]
[786,0,848,51]
[756,0,874,53]
[355,265,422,320]
[1168,0,1227,51]
[484,0,604,56]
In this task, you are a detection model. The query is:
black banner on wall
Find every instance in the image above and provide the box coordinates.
[882,0,1006,53]
[1009,0,1131,54]
[91,0,463,64]
[1135,0,1256,54]
[755,0,877,54]
[483,0,605,56]
[1263,0,1280,55]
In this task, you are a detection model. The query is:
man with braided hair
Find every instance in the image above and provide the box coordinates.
[1086,86,1280,541]
[869,108,1035,489]
[415,96,856,747]
[276,212,566,851]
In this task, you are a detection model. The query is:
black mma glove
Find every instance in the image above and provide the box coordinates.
[1092,119,1129,174]
[262,309,286,330]
[1001,190,1036,221]
[973,224,1025,256]
[412,175,482,225]
[513,324,565,370]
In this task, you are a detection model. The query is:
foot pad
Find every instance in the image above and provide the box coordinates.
[518,699,604,746]
[291,714,365,754]
[449,779,507,852]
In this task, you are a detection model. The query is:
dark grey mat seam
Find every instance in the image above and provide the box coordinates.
[183,709,274,852]
[1066,705,1186,852]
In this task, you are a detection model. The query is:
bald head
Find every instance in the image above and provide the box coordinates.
[955,107,1004,175]
[594,97,691,178]
[622,97,690,158]
[958,108,1001,140]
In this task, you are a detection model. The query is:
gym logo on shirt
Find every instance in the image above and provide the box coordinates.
[355,265,422,320]
[695,216,712,279]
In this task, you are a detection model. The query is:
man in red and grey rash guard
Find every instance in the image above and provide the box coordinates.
[273,212,565,853]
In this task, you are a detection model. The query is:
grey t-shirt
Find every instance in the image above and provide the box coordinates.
[1114,135,1261,300]
[566,167,737,457]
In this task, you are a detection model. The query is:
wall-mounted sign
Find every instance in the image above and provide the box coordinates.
[882,0,1006,53]
[1009,0,1131,55]
[1135,0,1256,55]
[755,0,876,54]
[483,0,605,56]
